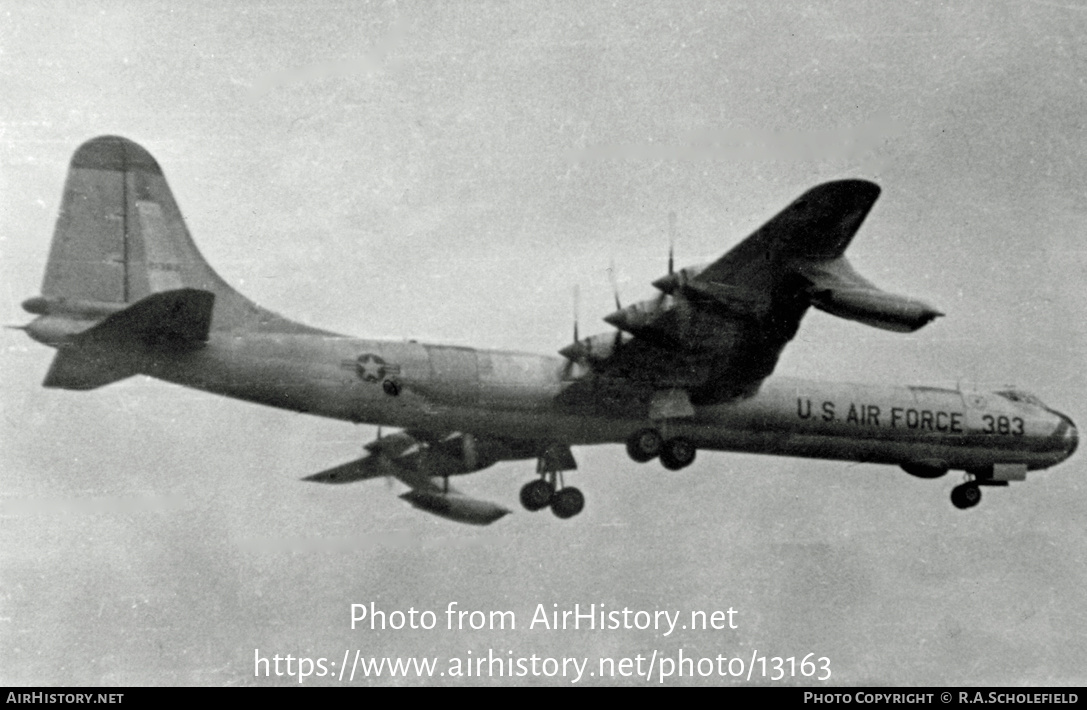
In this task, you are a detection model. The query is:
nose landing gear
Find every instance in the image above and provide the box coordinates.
[950,482,982,509]
[950,470,1012,510]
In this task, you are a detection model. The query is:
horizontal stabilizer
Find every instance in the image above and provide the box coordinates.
[43,347,137,390]
[73,288,215,348]
[37,289,214,390]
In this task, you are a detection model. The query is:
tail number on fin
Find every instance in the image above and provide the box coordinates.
[136,201,184,292]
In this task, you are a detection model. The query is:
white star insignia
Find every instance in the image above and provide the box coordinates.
[356,354,386,383]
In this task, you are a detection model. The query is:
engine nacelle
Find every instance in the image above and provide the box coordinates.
[399,490,510,525]
[809,288,943,333]
[798,256,942,333]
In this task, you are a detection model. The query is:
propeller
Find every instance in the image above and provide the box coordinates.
[664,210,691,341]
[560,285,588,367]
[573,284,580,344]
[606,260,624,352]
[668,210,677,276]
[652,211,683,294]
[607,259,622,311]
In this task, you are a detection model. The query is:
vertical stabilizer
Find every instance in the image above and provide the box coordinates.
[39,136,329,334]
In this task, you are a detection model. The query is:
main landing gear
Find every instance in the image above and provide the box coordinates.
[626,428,697,470]
[520,475,584,519]
[520,448,584,519]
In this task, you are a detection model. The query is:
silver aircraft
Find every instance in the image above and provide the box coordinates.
[19,136,1078,524]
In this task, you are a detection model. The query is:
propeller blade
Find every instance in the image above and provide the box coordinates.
[668,211,677,275]
[608,260,622,310]
[573,284,580,343]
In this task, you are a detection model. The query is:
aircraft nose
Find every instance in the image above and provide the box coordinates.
[1052,410,1078,460]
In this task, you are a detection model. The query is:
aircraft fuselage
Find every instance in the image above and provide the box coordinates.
[27,318,1070,476]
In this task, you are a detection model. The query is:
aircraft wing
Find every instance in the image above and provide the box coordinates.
[561,180,942,408]
[302,430,516,525]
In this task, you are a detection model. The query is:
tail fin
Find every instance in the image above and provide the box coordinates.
[35,135,328,334]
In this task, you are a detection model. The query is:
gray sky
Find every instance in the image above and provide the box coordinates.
[2,0,1086,686]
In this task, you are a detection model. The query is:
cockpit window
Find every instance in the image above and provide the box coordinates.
[995,389,1046,407]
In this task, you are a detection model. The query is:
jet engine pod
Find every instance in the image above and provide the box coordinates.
[399,490,510,525]
[901,460,950,479]
[809,288,943,333]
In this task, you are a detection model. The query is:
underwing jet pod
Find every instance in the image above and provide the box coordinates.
[20,136,1078,523]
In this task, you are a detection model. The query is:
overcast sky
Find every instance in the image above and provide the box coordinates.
[2,1,1086,686]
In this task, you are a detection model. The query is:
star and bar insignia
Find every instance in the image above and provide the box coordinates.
[340,353,401,383]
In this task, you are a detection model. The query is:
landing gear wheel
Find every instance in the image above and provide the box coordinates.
[551,487,585,519]
[950,483,982,509]
[660,437,697,470]
[520,479,554,512]
[626,428,663,463]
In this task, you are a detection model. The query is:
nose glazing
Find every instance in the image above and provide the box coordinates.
[1052,411,1078,460]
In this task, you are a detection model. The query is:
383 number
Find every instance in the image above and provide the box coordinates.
[981,415,1024,436]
